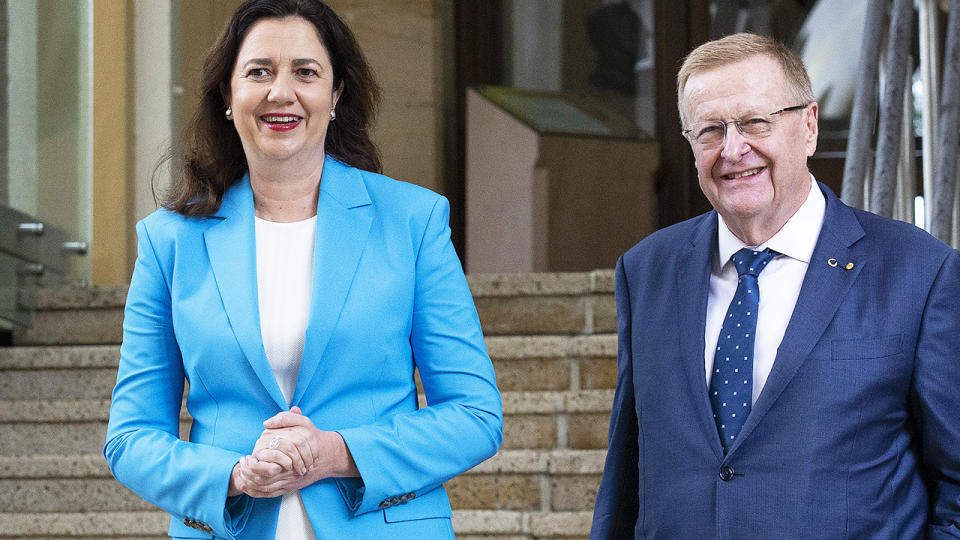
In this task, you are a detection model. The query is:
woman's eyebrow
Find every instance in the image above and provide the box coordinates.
[240,58,272,68]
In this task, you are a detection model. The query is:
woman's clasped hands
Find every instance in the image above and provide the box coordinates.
[228,406,359,498]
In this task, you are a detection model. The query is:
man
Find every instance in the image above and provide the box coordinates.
[591,33,960,539]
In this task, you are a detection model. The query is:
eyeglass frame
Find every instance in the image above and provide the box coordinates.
[681,103,810,148]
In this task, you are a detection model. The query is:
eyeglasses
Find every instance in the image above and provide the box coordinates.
[682,104,809,149]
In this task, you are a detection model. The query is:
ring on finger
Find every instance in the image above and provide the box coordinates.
[268,436,280,450]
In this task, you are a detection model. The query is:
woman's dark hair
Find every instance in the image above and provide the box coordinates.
[162,0,381,216]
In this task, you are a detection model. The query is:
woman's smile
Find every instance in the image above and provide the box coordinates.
[261,113,304,131]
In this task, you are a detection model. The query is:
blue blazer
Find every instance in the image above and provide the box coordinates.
[591,184,960,539]
[104,157,503,539]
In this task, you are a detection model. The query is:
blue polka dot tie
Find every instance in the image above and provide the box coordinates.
[710,247,778,453]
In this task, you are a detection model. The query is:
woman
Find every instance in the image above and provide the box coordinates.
[103,1,502,538]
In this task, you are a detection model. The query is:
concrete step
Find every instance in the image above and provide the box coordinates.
[0,334,616,401]
[0,399,191,456]
[0,511,168,538]
[0,509,592,539]
[13,287,127,346]
[469,271,615,336]
[0,346,119,400]
[0,456,135,515]
[11,271,616,345]
[485,334,616,392]
[447,449,604,512]
[497,390,613,450]
[455,510,593,539]
[0,449,605,514]
[0,390,614,455]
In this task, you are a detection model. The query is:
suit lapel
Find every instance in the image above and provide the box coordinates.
[204,175,288,410]
[291,158,373,406]
[728,185,866,456]
[677,213,726,459]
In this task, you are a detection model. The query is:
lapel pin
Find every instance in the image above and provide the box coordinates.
[827,258,838,267]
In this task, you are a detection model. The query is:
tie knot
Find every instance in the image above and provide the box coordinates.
[731,248,777,277]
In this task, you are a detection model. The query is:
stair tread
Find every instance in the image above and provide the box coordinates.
[0,389,614,422]
[0,345,120,369]
[454,510,594,535]
[468,270,613,297]
[0,509,593,536]
[0,335,615,370]
[30,285,128,310]
[1,448,607,479]
[19,271,616,311]
[485,334,616,359]
[0,510,168,536]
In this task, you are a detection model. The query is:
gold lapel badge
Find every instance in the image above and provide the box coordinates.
[827,258,855,270]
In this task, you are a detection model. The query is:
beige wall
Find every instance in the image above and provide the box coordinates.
[92,0,134,285]
[178,0,447,193]
[178,0,242,131]
[331,0,447,193]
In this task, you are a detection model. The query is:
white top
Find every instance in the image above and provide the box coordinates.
[704,176,826,404]
[255,215,318,540]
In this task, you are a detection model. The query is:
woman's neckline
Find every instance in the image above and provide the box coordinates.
[254,214,317,225]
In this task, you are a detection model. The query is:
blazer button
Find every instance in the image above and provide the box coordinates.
[719,465,735,481]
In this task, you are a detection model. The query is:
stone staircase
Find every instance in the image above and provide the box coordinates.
[0,271,616,539]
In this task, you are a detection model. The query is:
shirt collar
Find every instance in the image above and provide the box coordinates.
[716,174,826,270]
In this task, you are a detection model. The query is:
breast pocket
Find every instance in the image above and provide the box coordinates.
[817,334,910,415]
[831,334,902,361]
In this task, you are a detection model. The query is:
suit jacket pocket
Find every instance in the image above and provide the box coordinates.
[831,334,901,360]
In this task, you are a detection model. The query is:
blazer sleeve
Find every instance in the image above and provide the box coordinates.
[590,256,640,539]
[335,196,503,516]
[915,249,960,539]
[103,219,254,539]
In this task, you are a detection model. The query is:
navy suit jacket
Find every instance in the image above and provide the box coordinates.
[105,157,502,539]
[591,183,960,539]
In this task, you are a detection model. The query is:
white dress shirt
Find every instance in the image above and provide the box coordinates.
[704,176,825,404]
[255,215,318,540]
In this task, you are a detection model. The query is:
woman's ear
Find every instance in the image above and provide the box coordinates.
[333,80,344,109]
[219,81,231,109]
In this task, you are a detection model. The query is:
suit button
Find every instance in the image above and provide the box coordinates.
[719,466,734,481]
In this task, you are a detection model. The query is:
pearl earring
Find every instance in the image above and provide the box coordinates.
[330,109,336,121]
[225,107,233,120]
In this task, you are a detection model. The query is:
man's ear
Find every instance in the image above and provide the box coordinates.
[804,101,819,157]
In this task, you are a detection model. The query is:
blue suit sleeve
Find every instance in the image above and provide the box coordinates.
[916,249,960,539]
[335,196,503,515]
[103,220,253,538]
[590,256,640,539]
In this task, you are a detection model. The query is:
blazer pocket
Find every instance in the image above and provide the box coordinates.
[831,334,902,361]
